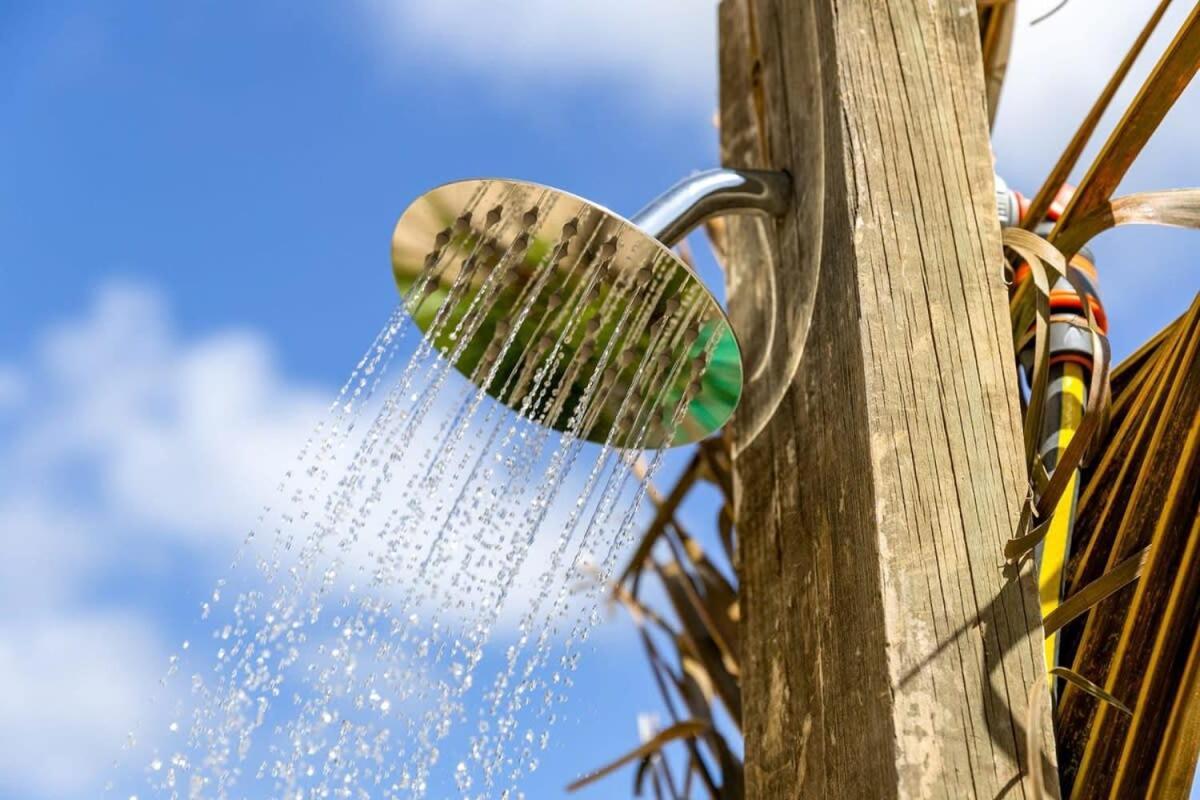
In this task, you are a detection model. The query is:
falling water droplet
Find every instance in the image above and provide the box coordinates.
[103,187,715,800]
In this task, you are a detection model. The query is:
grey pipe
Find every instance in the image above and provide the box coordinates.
[631,168,792,247]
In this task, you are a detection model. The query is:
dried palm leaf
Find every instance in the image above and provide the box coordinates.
[620,453,703,586]
[1021,0,1175,230]
[567,720,711,792]
[1051,188,1200,256]
[1055,297,1200,797]
[1051,3,1200,254]
[1042,546,1149,636]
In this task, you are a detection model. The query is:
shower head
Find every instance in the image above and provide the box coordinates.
[390,169,791,449]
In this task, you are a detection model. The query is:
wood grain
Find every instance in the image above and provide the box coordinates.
[718,0,1057,796]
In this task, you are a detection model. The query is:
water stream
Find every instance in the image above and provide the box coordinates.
[108,185,726,799]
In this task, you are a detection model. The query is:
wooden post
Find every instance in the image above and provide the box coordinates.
[717,0,1058,797]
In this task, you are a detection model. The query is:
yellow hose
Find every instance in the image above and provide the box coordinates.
[1040,361,1087,690]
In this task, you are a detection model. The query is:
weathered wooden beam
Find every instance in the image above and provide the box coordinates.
[717,0,1057,796]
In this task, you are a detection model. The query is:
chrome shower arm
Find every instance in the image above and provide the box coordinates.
[631,168,792,248]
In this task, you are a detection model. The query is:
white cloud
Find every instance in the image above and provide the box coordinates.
[0,500,100,614]
[0,613,167,796]
[0,282,326,797]
[0,282,328,628]
[363,0,718,111]
[9,283,326,543]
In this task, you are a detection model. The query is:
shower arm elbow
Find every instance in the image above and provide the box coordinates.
[630,168,792,248]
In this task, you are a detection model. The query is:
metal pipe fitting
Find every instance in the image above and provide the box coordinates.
[631,168,792,247]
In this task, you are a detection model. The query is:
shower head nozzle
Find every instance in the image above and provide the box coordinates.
[391,170,791,449]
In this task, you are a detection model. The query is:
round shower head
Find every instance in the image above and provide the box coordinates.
[391,178,742,449]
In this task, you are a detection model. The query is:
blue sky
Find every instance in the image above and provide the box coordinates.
[1,1,1197,798]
